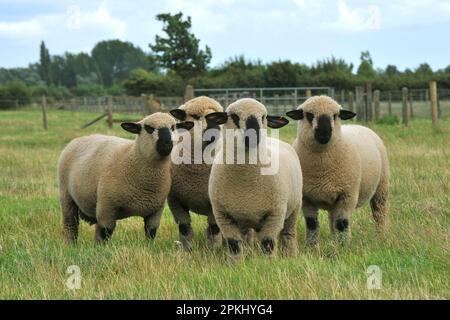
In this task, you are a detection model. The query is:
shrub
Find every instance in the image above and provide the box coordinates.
[0,80,31,109]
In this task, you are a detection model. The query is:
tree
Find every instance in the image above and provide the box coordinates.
[92,40,151,87]
[150,12,211,79]
[415,63,433,75]
[264,60,300,87]
[38,41,52,85]
[357,51,376,79]
[384,64,399,76]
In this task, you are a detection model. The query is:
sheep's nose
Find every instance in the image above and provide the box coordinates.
[156,127,173,157]
[244,116,260,148]
[315,115,332,145]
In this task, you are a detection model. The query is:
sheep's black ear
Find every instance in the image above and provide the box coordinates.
[286,109,304,120]
[121,122,141,134]
[267,115,289,128]
[176,121,194,131]
[339,109,356,120]
[205,112,228,125]
[170,109,187,121]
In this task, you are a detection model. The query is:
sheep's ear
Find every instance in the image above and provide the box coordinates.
[121,122,141,134]
[286,109,304,120]
[170,109,187,121]
[205,112,228,125]
[176,121,194,131]
[267,115,289,128]
[339,109,356,120]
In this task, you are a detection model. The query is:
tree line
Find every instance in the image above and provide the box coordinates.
[0,12,449,109]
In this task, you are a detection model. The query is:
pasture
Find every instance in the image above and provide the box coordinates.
[0,109,448,299]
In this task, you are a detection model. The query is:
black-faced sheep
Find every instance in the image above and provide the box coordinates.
[286,95,389,245]
[168,96,224,251]
[206,98,303,259]
[57,112,194,244]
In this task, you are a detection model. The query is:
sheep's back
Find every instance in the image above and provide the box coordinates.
[58,134,132,215]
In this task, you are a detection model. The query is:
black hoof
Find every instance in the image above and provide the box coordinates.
[261,237,274,254]
[227,238,241,255]
[336,219,349,232]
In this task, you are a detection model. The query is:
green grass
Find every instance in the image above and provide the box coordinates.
[0,109,449,299]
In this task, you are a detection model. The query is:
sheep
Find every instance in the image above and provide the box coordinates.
[286,95,389,245]
[168,96,224,251]
[206,98,303,259]
[57,112,194,244]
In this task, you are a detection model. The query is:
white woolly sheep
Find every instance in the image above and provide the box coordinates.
[57,112,194,244]
[168,96,224,251]
[206,98,303,259]
[286,95,389,245]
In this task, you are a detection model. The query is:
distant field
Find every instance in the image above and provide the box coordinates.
[0,109,448,299]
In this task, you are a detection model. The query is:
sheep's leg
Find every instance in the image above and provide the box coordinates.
[205,214,222,249]
[95,203,117,243]
[256,211,284,257]
[60,192,79,245]
[280,210,298,257]
[144,207,164,241]
[213,208,244,259]
[330,195,356,246]
[370,176,389,231]
[328,212,336,234]
[241,228,255,246]
[168,196,194,251]
[303,202,319,246]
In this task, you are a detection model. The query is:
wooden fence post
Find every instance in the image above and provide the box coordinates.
[107,96,113,128]
[429,81,438,126]
[402,87,409,127]
[340,90,345,105]
[374,90,380,120]
[409,91,414,118]
[365,82,373,122]
[42,95,48,130]
[388,91,392,116]
[306,89,312,98]
[148,94,154,114]
[348,91,354,112]
[184,85,194,102]
[355,86,365,121]
[142,95,149,116]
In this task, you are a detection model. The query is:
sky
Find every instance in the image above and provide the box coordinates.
[0,0,449,71]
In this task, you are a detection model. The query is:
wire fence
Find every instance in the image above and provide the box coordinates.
[194,87,333,115]
[1,87,448,121]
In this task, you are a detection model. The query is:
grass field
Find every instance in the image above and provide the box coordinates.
[0,109,448,299]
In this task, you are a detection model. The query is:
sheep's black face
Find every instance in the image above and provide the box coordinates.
[244,115,260,148]
[156,127,173,157]
[315,115,332,145]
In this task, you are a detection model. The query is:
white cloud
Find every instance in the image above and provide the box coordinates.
[0,19,45,38]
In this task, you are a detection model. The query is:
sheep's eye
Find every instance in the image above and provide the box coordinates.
[230,114,240,128]
[306,112,314,124]
[144,125,154,134]
[191,114,200,120]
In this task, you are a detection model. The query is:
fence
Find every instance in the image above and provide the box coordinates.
[0,82,446,129]
[193,87,333,115]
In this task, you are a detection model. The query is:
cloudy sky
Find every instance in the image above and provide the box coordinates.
[1,0,449,71]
